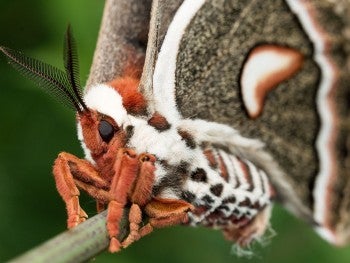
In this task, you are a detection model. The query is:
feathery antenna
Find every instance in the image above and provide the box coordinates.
[64,24,88,111]
[0,25,87,112]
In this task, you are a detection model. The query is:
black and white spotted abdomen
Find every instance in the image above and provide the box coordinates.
[127,115,272,229]
[182,145,272,228]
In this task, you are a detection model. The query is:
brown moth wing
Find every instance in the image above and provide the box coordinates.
[86,0,152,88]
[142,0,350,245]
[140,0,184,101]
[175,0,318,217]
[142,0,312,227]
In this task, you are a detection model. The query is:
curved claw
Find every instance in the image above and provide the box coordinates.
[109,237,121,253]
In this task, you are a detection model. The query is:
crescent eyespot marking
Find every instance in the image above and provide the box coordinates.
[240,44,304,119]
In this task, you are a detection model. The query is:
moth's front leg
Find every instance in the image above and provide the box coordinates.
[107,148,140,253]
[107,151,161,252]
[120,153,157,248]
[115,153,194,250]
[121,198,194,249]
[53,152,109,228]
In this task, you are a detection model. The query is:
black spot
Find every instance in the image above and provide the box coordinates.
[207,210,224,221]
[190,168,207,182]
[252,201,261,210]
[202,194,214,204]
[222,196,236,204]
[239,198,252,207]
[210,184,223,197]
[218,205,229,211]
[181,191,196,203]
[178,129,196,149]
[232,208,240,215]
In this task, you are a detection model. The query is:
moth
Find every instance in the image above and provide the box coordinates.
[1,0,349,255]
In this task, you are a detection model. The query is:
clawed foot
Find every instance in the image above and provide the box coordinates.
[66,196,88,229]
[107,204,154,253]
[108,198,193,253]
[121,204,153,249]
[107,149,156,253]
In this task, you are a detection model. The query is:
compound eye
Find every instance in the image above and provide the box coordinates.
[98,120,115,143]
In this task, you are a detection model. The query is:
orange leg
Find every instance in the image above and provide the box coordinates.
[129,153,156,206]
[53,152,109,228]
[120,197,194,249]
[121,204,153,248]
[121,202,191,248]
[120,153,193,249]
[107,148,139,253]
[54,150,194,253]
[145,197,194,227]
[121,154,156,248]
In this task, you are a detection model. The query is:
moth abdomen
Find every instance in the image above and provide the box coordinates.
[143,125,273,246]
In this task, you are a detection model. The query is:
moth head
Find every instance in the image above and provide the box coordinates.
[77,73,145,162]
[0,25,133,166]
[77,84,131,161]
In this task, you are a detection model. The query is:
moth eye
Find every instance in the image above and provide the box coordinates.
[98,120,115,143]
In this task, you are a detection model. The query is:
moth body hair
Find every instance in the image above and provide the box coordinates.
[79,80,272,250]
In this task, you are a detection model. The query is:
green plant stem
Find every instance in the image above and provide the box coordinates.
[9,211,110,263]
[9,208,132,263]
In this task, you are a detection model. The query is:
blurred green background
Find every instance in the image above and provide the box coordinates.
[0,0,349,262]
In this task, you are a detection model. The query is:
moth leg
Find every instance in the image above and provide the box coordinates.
[121,204,153,248]
[107,148,139,253]
[121,153,156,248]
[145,197,194,228]
[124,198,193,248]
[129,153,156,206]
[73,180,110,204]
[122,198,194,249]
[53,152,109,228]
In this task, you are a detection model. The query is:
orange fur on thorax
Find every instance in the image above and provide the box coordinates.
[107,55,147,115]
